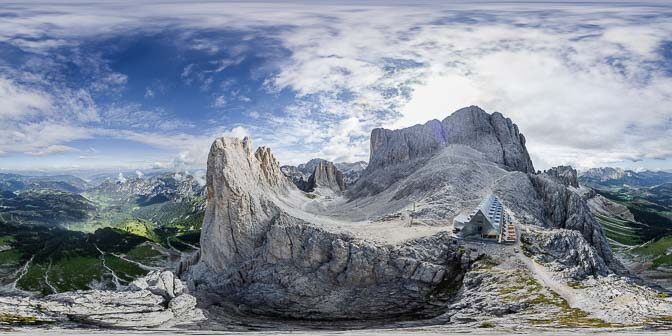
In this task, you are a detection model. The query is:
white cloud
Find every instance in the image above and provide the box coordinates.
[222,126,250,139]
[26,145,78,156]
[0,78,52,119]
[1,1,671,170]
[212,95,227,108]
[144,88,155,98]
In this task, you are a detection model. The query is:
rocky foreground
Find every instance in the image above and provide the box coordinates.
[0,271,204,328]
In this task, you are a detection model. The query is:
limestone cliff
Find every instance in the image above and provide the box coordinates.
[367,106,534,174]
[0,271,203,328]
[191,136,467,319]
[528,173,622,272]
[307,160,346,192]
[543,166,579,188]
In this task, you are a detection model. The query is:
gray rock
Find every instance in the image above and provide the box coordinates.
[282,159,348,193]
[543,165,579,188]
[199,137,291,270]
[582,188,636,222]
[580,167,626,182]
[280,164,312,191]
[521,229,610,278]
[190,136,468,319]
[307,160,346,192]
[367,106,534,174]
[0,271,204,328]
[335,161,367,185]
[282,158,359,191]
[528,173,623,272]
[188,108,634,323]
[143,270,185,299]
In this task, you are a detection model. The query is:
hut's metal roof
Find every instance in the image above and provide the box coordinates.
[472,194,505,230]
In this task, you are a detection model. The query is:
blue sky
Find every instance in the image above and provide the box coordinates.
[0,1,671,172]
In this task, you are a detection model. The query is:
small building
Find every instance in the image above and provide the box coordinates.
[453,194,515,243]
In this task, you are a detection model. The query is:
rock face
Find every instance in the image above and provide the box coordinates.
[544,166,579,188]
[367,106,534,174]
[528,174,622,272]
[335,161,367,185]
[0,271,204,328]
[282,158,361,191]
[189,107,632,323]
[279,165,310,191]
[581,188,636,222]
[345,107,622,279]
[307,160,346,192]
[200,137,292,270]
[190,136,468,319]
[579,167,672,189]
[521,229,610,278]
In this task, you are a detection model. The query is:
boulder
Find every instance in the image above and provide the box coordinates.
[0,271,204,328]
[521,229,610,279]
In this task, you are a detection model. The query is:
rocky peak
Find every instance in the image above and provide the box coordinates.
[190,136,469,319]
[298,158,327,174]
[544,165,579,188]
[201,137,293,269]
[94,172,204,205]
[580,167,626,182]
[308,160,346,192]
[282,158,363,191]
[254,145,287,187]
[528,173,623,273]
[367,105,535,174]
[335,161,367,185]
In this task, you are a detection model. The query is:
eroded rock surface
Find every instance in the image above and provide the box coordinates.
[186,106,652,326]
[190,137,468,319]
[0,271,204,328]
[528,173,621,272]
[367,106,534,174]
[521,229,609,278]
[307,160,346,193]
[544,166,579,188]
[282,159,353,192]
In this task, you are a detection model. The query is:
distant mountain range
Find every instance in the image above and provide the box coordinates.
[577,166,672,289]
[281,159,367,192]
[0,173,90,193]
[579,167,672,189]
[0,171,205,295]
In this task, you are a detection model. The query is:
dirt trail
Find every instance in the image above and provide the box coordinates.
[514,225,602,318]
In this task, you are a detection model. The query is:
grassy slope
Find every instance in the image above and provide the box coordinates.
[633,236,672,269]
[594,187,672,268]
[0,183,204,294]
[0,223,165,294]
[595,214,641,246]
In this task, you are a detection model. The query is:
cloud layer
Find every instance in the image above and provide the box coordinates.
[0,1,671,171]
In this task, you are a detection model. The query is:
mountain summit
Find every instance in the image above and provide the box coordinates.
[184,106,672,326]
[368,106,534,173]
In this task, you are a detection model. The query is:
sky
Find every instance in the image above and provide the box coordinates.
[0,1,671,173]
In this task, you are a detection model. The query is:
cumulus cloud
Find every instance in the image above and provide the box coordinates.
[1,1,671,170]
[0,78,52,120]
